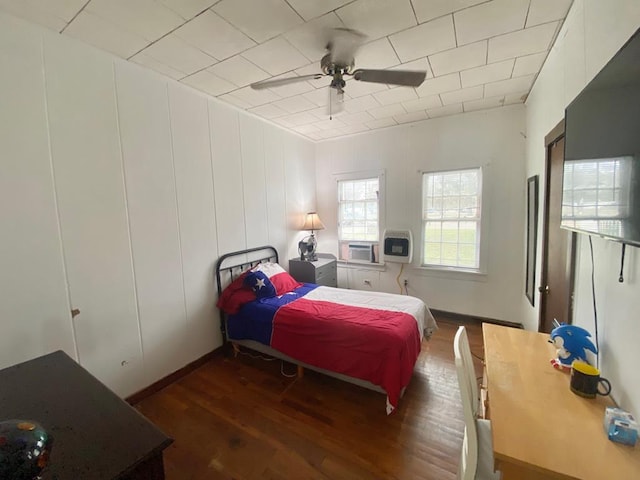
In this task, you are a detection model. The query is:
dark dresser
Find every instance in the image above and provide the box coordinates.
[0,350,172,479]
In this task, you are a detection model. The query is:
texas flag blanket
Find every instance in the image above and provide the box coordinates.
[228,284,431,414]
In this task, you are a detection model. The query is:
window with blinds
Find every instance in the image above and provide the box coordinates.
[422,168,482,269]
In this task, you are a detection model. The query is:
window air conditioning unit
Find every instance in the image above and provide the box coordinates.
[348,243,373,262]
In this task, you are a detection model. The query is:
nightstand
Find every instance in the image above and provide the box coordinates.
[289,254,337,287]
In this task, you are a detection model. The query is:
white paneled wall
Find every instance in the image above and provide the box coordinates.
[116,61,188,387]
[43,33,143,395]
[209,101,247,256]
[525,0,640,415]
[0,11,315,397]
[316,105,526,322]
[0,17,75,368]
[168,83,222,359]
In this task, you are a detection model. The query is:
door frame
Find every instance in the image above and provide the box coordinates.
[538,119,577,332]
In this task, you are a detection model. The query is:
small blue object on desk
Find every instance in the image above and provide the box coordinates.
[604,407,638,446]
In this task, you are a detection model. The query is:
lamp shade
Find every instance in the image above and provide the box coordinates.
[301,212,325,232]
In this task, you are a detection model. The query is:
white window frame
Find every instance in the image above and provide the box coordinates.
[335,170,385,265]
[420,167,485,273]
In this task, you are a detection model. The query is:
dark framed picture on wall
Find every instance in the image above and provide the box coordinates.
[525,175,539,306]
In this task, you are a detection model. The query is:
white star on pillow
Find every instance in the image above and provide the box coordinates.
[254,278,265,290]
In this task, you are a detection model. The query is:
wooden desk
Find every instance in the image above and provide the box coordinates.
[483,323,640,480]
[0,351,172,479]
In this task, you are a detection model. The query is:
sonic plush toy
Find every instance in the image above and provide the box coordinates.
[549,324,598,370]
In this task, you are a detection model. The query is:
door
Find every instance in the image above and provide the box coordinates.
[539,121,576,333]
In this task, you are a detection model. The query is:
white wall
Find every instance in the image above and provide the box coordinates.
[316,105,526,322]
[525,0,640,414]
[0,12,315,396]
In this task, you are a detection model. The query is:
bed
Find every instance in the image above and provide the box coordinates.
[215,245,437,414]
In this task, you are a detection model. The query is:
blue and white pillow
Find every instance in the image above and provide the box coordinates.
[243,270,277,299]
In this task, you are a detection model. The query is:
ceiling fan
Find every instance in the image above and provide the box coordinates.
[250,28,427,117]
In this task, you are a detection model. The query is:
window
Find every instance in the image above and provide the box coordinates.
[422,168,482,270]
[338,176,381,263]
[561,157,631,238]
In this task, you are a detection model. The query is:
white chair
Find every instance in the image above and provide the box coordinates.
[454,326,501,480]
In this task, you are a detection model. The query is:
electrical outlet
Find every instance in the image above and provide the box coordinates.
[403,279,408,287]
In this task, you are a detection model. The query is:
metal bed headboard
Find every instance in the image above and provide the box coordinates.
[214,245,279,344]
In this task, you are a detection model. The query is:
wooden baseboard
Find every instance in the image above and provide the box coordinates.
[430,309,523,329]
[126,347,223,405]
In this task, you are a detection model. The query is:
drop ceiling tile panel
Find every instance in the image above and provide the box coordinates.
[280,111,319,125]
[454,0,529,45]
[228,85,281,107]
[440,85,484,105]
[344,78,388,98]
[242,37,309,76]
[484,73,535,97]
[248,103,288,119]
[339,111,375,125]
[64,11,149,58]
[463,95,505,112]
[0,0,87,30]
[292,124,320,135]
[284,12,344,62]
[429,41,487,77]
[504,91,528,104]
[394,110,428,124]
[342,124,370,135]
[402,94,442,112]
[335,0,416,41]
[131,52,185,80]
[355,38,400,70]
[460,58,514,88]
[158,0,213,20]
[389,15,456,63]
[373,87,417,106]
[286,0,352,21]
[212,0,303,43]
[412,0,487,24]
[427,103,463,118]
[272,95,316,114]
[366,117,397,129]
[368,103,406,119]
[317,128,344,139]
[526,0,573,28]
[343,94,380,113]
[218,92,253,109]
[181,70,237,96]
[306,131,324,140]
[142,34,217,75]
[303,88,331,107]
[86,0,184,42]
[488,21,559,62]
[174,10,256,61]
[314,118,346,130]
[512,51,547,77]
[207,55,269,87]
[414,72,461,97]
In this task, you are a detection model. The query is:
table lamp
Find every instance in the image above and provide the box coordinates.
[299,212,325,261]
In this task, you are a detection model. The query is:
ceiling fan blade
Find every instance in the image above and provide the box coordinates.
[352,69,427,87]
[327,27,366,66]
[250,74,323,90]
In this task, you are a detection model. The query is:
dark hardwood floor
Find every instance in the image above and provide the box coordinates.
[135,318,485,479]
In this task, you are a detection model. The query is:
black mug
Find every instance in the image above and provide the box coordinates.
[570,361,611,398]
